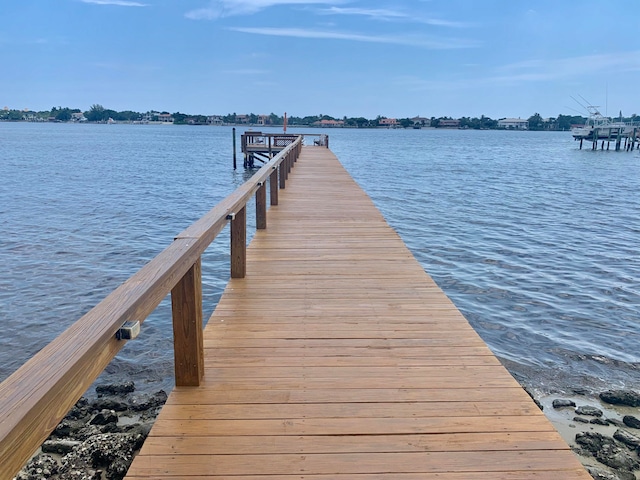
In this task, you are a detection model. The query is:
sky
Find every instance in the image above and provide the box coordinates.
[2,0,640,119]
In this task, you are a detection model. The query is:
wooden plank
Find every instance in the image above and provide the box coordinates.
[139,431,568,455]
[165,387,535,405]
[127,473,590,480]
[127,450,583,476]
[147,415,554,437]
[156,401,545,420]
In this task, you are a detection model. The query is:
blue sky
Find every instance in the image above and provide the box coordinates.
[2,0,640,119]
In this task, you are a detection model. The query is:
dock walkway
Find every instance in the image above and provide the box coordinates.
[125,146,590,479]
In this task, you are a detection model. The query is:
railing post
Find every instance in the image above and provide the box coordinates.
[270,167,279,205]
[230,206,247,278]
[171,258,204,387]
[285,151,291,180]
[279,161,286,189]
[256,182,267,229]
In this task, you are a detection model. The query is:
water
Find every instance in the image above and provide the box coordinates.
[1,123,638,395]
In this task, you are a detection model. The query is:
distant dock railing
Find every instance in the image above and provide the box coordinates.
[0,136,307,479]
[241,132,328,168]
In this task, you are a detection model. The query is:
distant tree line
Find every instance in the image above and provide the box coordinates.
[3,105,640,130]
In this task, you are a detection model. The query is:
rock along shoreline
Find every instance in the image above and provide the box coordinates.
[14,382,640,480]
[14,382,167,480]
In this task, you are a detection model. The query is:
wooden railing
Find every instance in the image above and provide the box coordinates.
[0,136,304,479]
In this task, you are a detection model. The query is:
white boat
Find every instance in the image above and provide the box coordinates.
[571,106,635,141]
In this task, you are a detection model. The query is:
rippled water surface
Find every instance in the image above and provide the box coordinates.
[1,123,638,394]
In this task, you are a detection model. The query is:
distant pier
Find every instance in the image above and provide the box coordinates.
[241,131,328,168]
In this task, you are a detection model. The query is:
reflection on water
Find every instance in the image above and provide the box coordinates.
[1,124,639,395]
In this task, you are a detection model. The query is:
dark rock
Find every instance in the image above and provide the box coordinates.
[575,405,603,417]
[552,399,576,409]
[92,397,129,412]
[65,397,92,421]
[95,382,135,397]
[590,418,610,426]
[53,420,73,437]
[613,429,640,448]
[572,387,591,396]
[90,409,118,426]
[122,421,153,439]
[100,422,124,434]
[573,416,590,423]
[107,457,131,480]
[622,415,640,429]
[600,390,640,407]
[73,424,103,441]
[14,454,59,479]
[129,390,167,412]
[608,418,626,428]
[42,439,82,455]
[576,431,640,471]
[59,432,144,480]
[586,465,636,480]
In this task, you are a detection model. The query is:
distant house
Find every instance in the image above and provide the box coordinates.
[313,119,344,128]
[71,112,87,122]
[438,119,460,128]
[498,118,528,130]
[236,114,249,124]
[207,115,223,126]
[257,115,271,126]
[411,116,430,127]
[379,118,397,127]
[157,113,174,123]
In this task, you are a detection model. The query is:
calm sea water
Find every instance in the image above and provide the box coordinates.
[1,123,638,395]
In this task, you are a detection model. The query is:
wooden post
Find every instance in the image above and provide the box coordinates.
[279,159,286,189]
[230,206,246,278]
[256,182,267,229]
[270,167,279,206]
[268,135,273,158]
[285,150,291,180]
[171,259,204,387]
[233,128,237,170]
[579,138,583,150]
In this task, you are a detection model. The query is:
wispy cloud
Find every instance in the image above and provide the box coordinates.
[396,50,640,92]
[80,0,148,6]
[91,61,158,73]
[185,0,343,20]
[495,51,640,83]
[228,26,480,49]
[223,68,271,75]
[318,6,471,28]
[318,7,407,21]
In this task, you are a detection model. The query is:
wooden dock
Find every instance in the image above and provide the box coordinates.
[125,146,590,479]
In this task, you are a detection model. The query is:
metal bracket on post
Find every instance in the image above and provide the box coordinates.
[226,213,236,221]
[116,321,140,340]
